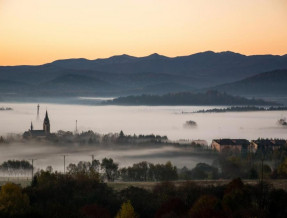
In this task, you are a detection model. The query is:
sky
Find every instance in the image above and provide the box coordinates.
[0,0,286,66]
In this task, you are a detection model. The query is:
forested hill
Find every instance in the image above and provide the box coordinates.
[210,69,287,96]
[104,91,280,106]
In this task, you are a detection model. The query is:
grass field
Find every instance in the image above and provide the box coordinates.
[0,177,31,187]
[109,180,287,191]
[1,177,287,191]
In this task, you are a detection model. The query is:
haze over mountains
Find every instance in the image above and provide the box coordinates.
[211,69,287,96]
[0,51,287,98]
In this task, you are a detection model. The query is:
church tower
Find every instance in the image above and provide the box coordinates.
[43,110,50,134]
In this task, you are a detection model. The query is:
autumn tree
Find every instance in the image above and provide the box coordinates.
[189,195,223,218]
[222,178,252,216]
[276,158,287,178]
[81,203,111,218]
[0,183,30,216]
[116,201,137,218]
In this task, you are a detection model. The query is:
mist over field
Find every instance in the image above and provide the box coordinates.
[0,102,286,173]
[0,102,286,141]
[0,142,215,174]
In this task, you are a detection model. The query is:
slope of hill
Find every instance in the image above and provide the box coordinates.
[38,74,120,96]
[0,79,29,92]
[211,69,287,96]
[104,91,280,106]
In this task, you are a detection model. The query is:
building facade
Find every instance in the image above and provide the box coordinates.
[211,139,250,153]
[23,110,51,138]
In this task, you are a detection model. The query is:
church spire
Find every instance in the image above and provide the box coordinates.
[45,110,49,119]
[30,122,33,131]
[43,110,50,134]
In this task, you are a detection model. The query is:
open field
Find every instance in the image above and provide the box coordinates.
[0,177,31,187]
[109,180,287,191]
[2,177,287,191]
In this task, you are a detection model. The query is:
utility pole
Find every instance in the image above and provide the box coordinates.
[37,104,40,120]
[30,159,36,180]
[62,155,67,174]
[91,154,94,163]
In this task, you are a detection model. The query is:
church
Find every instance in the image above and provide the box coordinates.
[23,110,51,138]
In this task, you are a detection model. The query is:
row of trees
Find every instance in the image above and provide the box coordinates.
[23,130,168,145]
[88,156,287,181]
[65,159,178,182]
[195,106,287,113]
[0,160,33,177]
[120,161,178,181]
[0,160,33,170]
[107,90,276,106]
[65,159,220,181]
[1,174,287,217]
[2,154,287,181]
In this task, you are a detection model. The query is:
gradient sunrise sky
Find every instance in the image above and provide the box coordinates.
[0,0,286,66]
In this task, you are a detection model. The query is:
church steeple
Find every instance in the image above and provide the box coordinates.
[30,122,33,131]
[43,110,50,134]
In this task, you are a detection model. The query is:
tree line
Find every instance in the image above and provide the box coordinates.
[2,151,287,181]
[194,106,287,113]
[1,172,287,217]
[104,90,279,106]
[21,130,168,146]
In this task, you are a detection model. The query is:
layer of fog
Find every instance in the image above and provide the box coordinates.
[0,102,286,174]
[0,142,213,173]
[0,103,287,143]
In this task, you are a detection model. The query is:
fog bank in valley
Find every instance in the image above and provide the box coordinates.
[0,102,286,172]
[0,102,286,142]
[0,142,213,173]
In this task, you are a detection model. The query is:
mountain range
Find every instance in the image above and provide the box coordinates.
[0,51,287,98]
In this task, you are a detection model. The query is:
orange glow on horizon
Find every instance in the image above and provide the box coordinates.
[0,0,286,66]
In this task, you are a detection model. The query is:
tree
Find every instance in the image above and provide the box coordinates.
[119,130,125,138]
[65,161,100,181]
[190,163,219,180]
[127,161,148,181]
[0,136,4,143]
[276,158,287,178]
[119,186,157,218]
[222,178,251,215]
[77,161,91,173]
[67,163,77,174]
[268,189,287,218]
[148,162,178,181]
[153,182,176,203]
[155,198,187,218]
[189,195,223,218]
[116,201,137,218]
[101,158,119,181]
[163,161,178,181]
[92,159,100,172]
[46,166,53,173]
[0,183,30,216]
[81,203,111,218]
